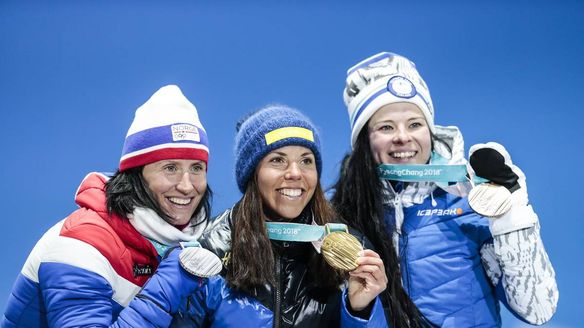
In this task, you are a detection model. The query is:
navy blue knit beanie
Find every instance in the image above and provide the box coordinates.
[234,104,322,193]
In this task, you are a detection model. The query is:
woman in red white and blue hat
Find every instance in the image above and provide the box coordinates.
[332,52,558,327]
[2,85,214,327]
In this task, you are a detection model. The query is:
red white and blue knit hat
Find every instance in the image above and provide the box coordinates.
[343,52,435,148]
[119,85,209,171]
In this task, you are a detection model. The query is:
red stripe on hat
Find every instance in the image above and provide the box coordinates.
[120,148,209,171]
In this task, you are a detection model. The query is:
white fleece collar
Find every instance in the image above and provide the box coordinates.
[381,125,473,234]
[128,207,206,246]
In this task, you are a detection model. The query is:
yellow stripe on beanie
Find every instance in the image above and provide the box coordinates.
[264,127,314,145]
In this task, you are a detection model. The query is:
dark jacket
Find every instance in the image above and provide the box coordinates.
[180,208,386,328]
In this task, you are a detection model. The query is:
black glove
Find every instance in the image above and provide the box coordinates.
[467,142,537,235]
[468,142,520,193]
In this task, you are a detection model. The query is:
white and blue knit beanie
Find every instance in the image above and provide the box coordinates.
[234,105,322,193]
[343,52,435,148]
[119,85,209,171]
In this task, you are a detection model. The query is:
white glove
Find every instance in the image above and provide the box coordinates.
[467,142,537,235]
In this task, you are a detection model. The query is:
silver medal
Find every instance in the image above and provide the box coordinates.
[468,183,512,217]
[179,247,223,278]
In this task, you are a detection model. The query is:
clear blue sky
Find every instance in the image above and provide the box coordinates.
[1,1,582,326]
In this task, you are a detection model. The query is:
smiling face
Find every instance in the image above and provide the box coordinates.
[367,102,432,165]
[142,159,207,226]
[256,145,318,221]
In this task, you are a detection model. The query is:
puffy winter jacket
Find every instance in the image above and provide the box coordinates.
[385,187,498,327]
[179,208,387,328]
[381,126,558,327]
[1,172,199,328]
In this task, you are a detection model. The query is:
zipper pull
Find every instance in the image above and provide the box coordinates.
[430,191,437,207]
[393,194,401,207]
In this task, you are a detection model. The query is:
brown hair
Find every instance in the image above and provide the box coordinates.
[226,175,345,293]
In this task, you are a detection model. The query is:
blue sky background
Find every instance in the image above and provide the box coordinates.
[1,1,582,326]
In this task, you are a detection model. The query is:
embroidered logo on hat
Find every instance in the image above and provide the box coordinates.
[387,76,417,98]
[172,124,200,142]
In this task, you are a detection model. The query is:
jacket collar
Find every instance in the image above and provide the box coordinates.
[73,172,158,259]
[381,124,470,207]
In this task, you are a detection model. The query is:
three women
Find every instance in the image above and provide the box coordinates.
[4,53,559,328]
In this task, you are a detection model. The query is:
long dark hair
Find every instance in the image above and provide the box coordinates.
[226,174,345,293]
[105,167,212,225]
[331,128,431,328]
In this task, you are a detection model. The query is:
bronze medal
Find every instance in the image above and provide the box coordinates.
[321,231,362,272]
[179,247,223,278]
[468,183,512,217]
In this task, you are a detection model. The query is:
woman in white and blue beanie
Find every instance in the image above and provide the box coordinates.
[332,52,558,327]
[189,104,390,327]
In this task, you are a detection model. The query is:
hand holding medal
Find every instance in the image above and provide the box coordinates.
[267,223,387,311]
[320,230,389,311]
[266,222,365,272]
[378,142,528,219]
[346,249,388,312]
[467,142,526,218]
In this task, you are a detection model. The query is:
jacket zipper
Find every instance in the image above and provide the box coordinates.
[395,194,413,295]
[400,232,412,295]
[273,253,282,328]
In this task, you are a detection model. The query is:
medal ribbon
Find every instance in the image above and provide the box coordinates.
[148,240,202,258]
[265,222,348,242]
[147,238,172,257]
[378,164,488,184]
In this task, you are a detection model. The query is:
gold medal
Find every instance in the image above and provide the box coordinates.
[321,231,362,272]
[468,183,512,217]
[179,247,223,278]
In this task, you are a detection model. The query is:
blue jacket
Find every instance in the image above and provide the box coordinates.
[182,276,386,328]
[180,208,388,328]
[385,187,501,327]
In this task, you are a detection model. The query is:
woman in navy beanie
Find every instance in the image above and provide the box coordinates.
[185,104,389,327]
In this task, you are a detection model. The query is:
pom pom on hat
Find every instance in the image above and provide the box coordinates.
[234,105,322,193]
[343,52,435,148]
[119,85,209,171]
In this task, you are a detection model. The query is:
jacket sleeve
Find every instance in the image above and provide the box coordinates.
[38,244,174,328]
[198,209,234,261]
[340,289,388,328]
[178,276,227,327]
[480,221,558,325]
[41,265,174,328]
[467,146,559,325]
[39,236,203,327]
[116,248,213,327]
[39,257,173,328]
